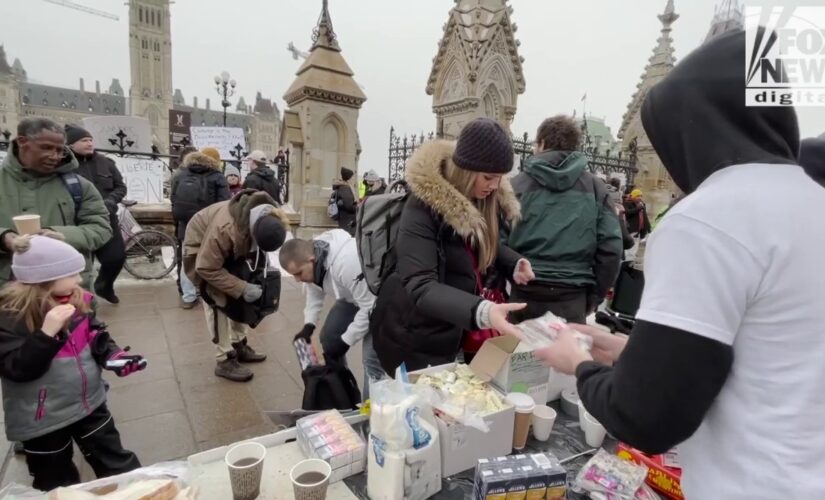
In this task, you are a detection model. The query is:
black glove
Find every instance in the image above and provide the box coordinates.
[294,323,315,343]
[104,199,118,214]
[322,335,350,361]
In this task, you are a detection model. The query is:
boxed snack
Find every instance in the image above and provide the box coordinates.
[617,443,683,499]
[473,453,567,500]
[474,335,550,405]
[296,410,367,483]
[412,363,514,476]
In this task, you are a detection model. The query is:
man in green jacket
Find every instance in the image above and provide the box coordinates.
[506,115,622,324]
[0,117,112,288]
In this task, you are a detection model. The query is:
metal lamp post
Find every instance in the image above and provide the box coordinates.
[214,71,237,127]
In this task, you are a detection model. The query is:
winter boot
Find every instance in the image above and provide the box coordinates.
[233,339,267,363]
[214,356,253,382]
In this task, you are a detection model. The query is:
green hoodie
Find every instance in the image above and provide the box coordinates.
[506,150,622,301]
[0,142,112,287]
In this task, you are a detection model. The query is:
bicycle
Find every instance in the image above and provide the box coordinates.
[118,200,179,280]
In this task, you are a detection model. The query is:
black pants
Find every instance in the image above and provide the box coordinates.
[509,283,588,325]
[94,212,125,294]
[22,403,140,491]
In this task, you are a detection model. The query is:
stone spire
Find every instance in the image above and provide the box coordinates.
[311,0,339,51]
[12,58,26,80]
[705,0,744,43]
[283,0,366,108]
[618,0,678,140]
[0,46,13,76]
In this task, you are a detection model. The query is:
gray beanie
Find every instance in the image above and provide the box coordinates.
[224,164,241,179]
[11,235,86,284]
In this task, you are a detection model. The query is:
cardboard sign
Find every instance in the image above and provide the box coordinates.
[82,116,154,153]
[189,126,245,161]
[112,156,165,204]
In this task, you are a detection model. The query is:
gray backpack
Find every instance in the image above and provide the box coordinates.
[355,189,409,295]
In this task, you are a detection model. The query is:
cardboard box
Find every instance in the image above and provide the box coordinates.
[617,443,684,499]
[411,362,515,477]
[473,335,551,405]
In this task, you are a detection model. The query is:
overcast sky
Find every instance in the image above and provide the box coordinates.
[2,0,821,178]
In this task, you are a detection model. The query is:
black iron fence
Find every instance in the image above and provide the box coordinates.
[388,126,638,186]
[0,129,291,203]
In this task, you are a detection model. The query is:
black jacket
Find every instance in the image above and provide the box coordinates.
[332,180,357,235]
[623,198,650,237]
[371,141,522,373]
[242,166,282,205]
[578,29,801,454]
[171,152,230,240]
[800,137,825,187]
[75,153,127,214]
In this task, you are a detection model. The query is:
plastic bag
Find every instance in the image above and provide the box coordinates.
[572,450,648,500]
[370,365,439,452]
[516,311,594,351]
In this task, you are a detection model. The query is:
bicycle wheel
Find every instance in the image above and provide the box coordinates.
[123,229,178,280]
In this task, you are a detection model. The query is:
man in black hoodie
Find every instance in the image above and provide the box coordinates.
[66,124,127,304]
[535,30,825,499]
[331,167,357,235]
[242,150,282,205]
[800,136,825,187]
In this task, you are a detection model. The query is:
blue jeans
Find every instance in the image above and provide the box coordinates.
[179,269,198,304]
[320,300,386,400]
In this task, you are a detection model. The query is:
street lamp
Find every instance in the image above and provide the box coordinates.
[214,70,237,127]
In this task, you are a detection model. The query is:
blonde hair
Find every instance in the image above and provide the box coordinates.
[0,233,89,332]
[443,162,500,269]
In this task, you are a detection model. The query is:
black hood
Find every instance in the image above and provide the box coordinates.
[641,29,799,194]
[800,137,825,186]
[250,166,275,179]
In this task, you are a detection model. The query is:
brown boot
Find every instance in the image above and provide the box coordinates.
[214,357,253,382]
[233,339,267,363]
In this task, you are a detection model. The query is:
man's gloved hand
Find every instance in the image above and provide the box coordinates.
[104,199,118,214]
[104,350,147,377]
[293,323,315,343]
[243,283,263,303]
[322,335,350,361]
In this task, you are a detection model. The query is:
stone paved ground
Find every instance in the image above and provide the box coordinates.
[0,274,355,488]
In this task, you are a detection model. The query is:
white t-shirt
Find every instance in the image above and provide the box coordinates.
[637,163,825,500]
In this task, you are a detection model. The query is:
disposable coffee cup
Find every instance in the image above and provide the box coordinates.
[12,214,40,235]
[506,392,536,450]
[225,442,266,500]
[582,411,607,448]
[531,405,557,441]
[290,458,332,500]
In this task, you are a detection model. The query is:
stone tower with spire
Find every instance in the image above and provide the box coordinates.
[128,0,173,151]
[427,0,525,139]
[281,0,367,231]
[0,45,22,136]
[705,0,744,43]
[618,0,679,199]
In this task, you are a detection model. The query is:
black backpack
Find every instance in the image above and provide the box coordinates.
[301,361,361,411]
[172,171,210,222]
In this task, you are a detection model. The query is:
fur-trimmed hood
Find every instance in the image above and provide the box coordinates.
[181,151,222,171]
[405,140,520,238]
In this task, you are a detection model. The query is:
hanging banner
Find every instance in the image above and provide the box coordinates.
[82,116,154,152]
[113,157,165,204]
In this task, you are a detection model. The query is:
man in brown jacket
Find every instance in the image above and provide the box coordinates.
[183,190,289,381]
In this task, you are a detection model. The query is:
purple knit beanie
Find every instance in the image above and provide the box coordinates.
[11,235,86,284]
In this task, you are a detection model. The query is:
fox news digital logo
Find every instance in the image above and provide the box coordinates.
[745,6,825,107]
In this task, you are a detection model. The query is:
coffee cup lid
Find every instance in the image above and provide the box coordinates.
[505,392,535,412]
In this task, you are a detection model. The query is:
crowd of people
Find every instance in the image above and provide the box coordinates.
[0,27,823,497]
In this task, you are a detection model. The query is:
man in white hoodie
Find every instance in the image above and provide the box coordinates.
[279,229,385,396]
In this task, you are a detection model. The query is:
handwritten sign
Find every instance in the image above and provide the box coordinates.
[190,127,246,160]
[83,116,154,152]
[112,157,165,204]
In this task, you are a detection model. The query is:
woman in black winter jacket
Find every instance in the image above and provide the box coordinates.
[372,119,534,373]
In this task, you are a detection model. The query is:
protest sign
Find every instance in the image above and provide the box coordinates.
[83,116,154,152]
[113,157,165,204]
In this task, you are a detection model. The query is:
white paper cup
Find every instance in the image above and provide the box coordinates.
[12,214,40,235]
[578,400,586,429]
[290,458,332,500]
[531,405,556,441]
[582,411,607,448]
[225,442,266,500]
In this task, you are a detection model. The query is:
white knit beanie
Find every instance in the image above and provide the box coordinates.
[11,235,86,284]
